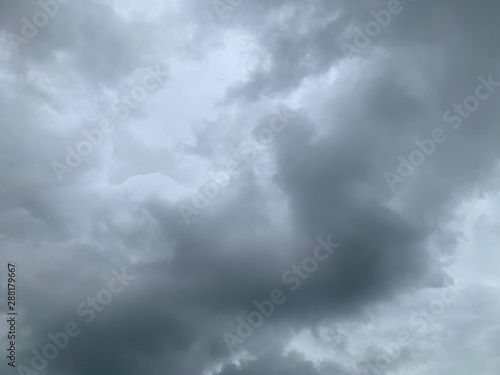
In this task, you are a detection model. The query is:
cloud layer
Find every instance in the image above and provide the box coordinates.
[1,1,499,374]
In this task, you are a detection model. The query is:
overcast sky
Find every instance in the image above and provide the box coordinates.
[1,0,499,374]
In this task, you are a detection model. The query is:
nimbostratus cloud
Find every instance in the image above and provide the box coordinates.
[1,1,500,375]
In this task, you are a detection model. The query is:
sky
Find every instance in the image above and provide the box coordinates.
[0,0,499,374]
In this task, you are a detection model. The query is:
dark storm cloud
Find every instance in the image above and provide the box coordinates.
[1,1,500,375]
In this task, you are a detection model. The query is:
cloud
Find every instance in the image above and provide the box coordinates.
[1,1,499,374]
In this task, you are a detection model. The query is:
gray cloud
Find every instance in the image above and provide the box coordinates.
[1,1,499,374]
